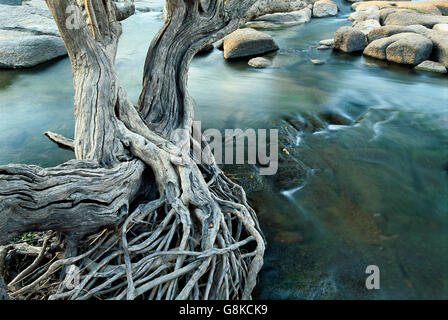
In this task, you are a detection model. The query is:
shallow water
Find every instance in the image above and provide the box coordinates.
[0,1,447,299]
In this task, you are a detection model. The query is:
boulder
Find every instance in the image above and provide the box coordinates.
[414,60,447,73]
[385,34,433,65]
[349,5,379,21]
[248,8,311,29]
[384,11,448,28]
[353,12,380,23]
[0,33,67,68]
[248,57,272,68]
[433,24,448,32]
[0,4,68,68]
[427,31,448,67]
[364,35,399,60]
[354,19,381,35]
[313,0,338,18]
[367,25,432,42]
[320,38,334,46]
[223,28,279,59]
[333,26,367,53]
[364,32,433,65]
[0,4,58,36]
[355,1,447,15]
[377,8,415,25]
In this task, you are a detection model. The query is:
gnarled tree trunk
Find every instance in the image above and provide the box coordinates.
[0,0,308,300]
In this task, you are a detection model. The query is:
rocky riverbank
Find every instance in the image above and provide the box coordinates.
[0,0,159,68]
[197,0,447,75]
[327,1,448,74]
[0,1,67,68]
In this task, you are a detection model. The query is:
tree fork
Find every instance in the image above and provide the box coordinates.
[0,0,309,300]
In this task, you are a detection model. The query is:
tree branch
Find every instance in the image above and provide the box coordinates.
[0,160,144,245]
[44,131,75,151]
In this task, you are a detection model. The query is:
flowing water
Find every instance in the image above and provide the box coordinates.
[0,1,447,299]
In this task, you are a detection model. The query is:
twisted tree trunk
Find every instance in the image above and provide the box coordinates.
[0,0,308,300]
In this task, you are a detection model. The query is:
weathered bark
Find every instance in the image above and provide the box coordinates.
[44,131,74,150]
[0,160,144,245]
[0,0,308,300]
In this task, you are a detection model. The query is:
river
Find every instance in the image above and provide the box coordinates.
[0,0,447,299]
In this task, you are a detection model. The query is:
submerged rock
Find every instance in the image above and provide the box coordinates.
[248,57,272,68]
[318,111,352,126]
[310,59,326,65]
[223,28,279,59]
[364,33,432,65]
[317,45,331,50]
[333,26,367,53]
[220,164,266,195]
[313,0,338,18]
[414,60,447,73]
[274,119,312,190]
[274,231,304,244]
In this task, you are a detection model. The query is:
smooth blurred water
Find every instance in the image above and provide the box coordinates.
[0,1,447,299]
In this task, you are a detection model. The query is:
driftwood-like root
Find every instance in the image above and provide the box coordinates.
[44,131,74,151]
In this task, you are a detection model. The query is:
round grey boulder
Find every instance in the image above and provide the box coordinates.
[414,60,447,73]
[0,33,67,68]
[364,32,433,65]
[427,31,448,67]
[248,57,272,68]
[333,26,367,53]
[248,8,312,29]
[313,0,338,18]
[223,28,279,59]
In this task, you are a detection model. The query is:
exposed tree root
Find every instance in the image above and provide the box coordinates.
[2,163,264,300]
